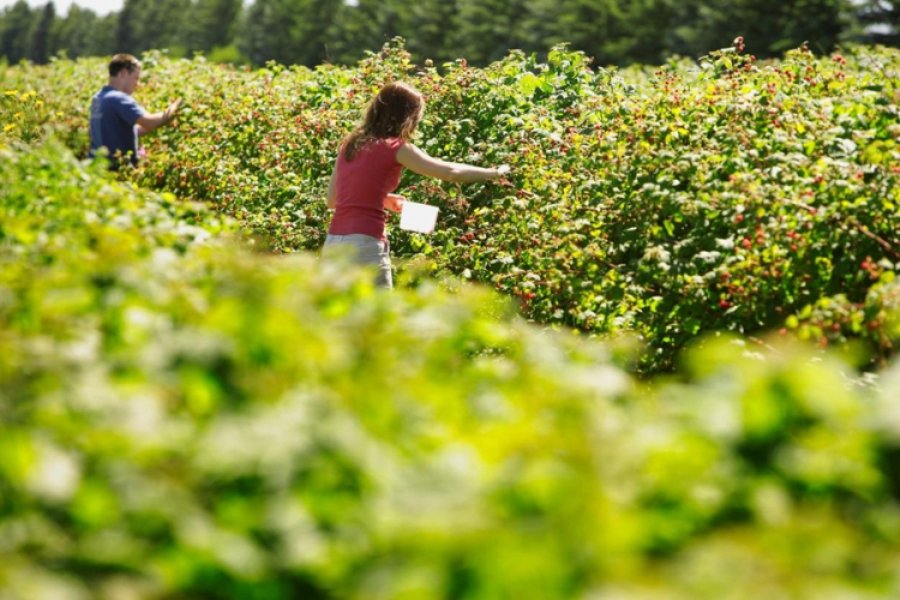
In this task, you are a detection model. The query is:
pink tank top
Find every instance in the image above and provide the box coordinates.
[328,137,404,240]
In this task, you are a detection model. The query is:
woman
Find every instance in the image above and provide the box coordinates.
[323,82,508,288]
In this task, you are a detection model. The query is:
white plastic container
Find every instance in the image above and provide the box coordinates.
[399,201,439,233]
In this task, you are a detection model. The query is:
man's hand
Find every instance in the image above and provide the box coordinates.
[137,99,183,135]
[164,98,182,124]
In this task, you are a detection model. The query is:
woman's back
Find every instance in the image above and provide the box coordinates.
[328,137,404,240]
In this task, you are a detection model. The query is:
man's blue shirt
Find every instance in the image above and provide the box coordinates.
[89,86,147,167]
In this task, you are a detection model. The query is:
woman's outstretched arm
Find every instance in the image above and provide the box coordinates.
[397,143,506,184]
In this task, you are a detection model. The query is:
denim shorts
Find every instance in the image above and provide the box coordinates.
[322,233,392,288]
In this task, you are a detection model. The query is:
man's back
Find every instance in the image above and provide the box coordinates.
[89,86,146,167]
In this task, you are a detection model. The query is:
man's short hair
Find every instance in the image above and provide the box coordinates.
[109,54,141,77]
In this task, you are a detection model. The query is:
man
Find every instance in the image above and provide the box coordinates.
[89,53,181,169]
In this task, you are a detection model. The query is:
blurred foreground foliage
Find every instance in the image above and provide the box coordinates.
[2,141,900,599]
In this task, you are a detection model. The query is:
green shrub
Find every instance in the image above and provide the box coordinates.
[1,141,900,599]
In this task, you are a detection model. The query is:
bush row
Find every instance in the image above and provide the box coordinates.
[1,41,897,372]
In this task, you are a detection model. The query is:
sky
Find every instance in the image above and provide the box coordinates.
[0,0,124,16]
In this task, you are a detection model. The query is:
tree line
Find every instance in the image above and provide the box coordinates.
[1,0,898,68]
